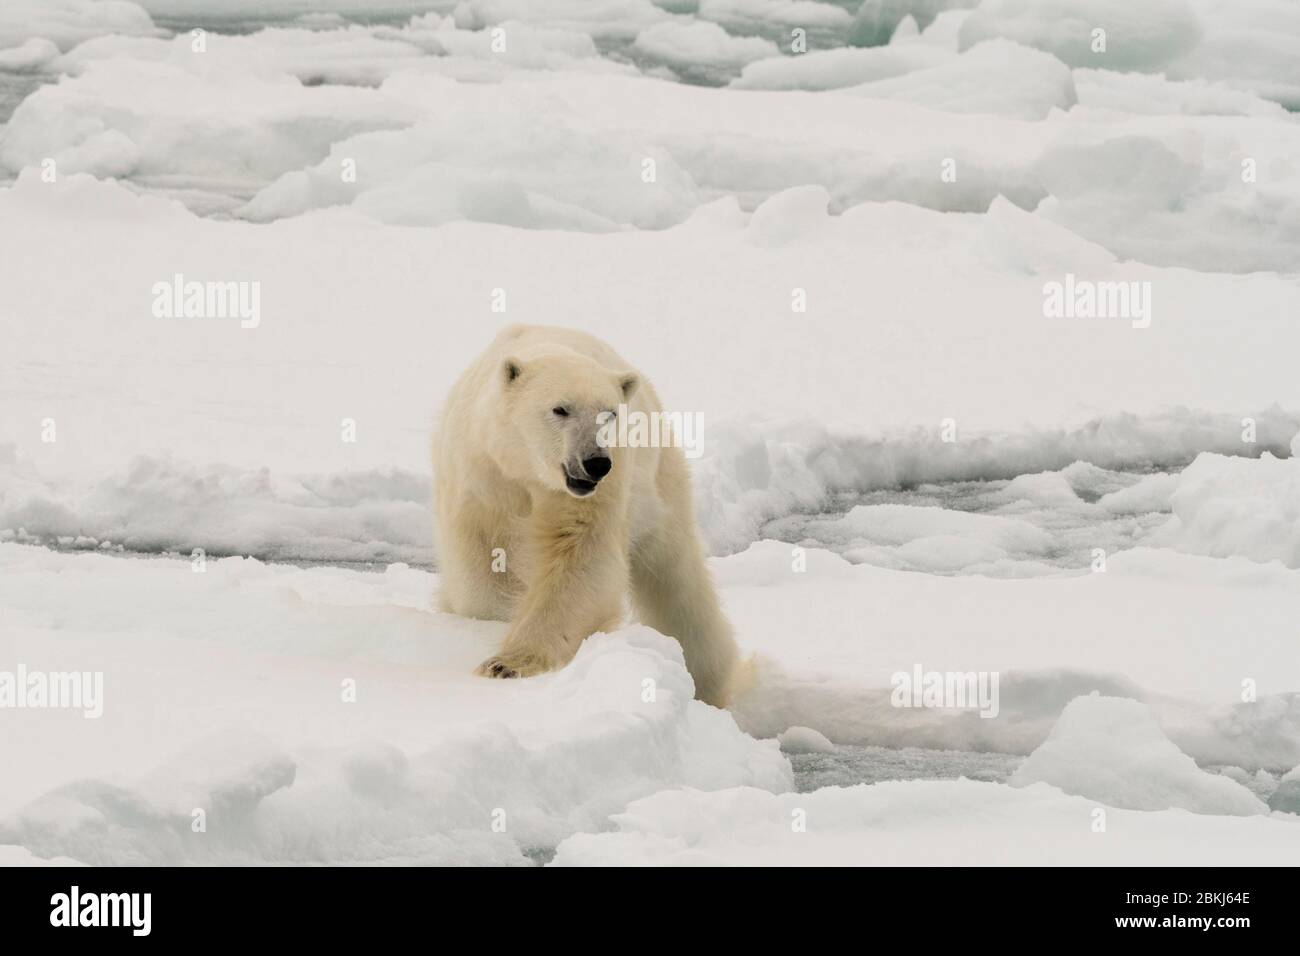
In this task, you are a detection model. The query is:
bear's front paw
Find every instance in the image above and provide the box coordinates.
[474,648,558,680]
[475,657,521,679]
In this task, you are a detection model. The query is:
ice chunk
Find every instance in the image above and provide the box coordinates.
[731,41,949,91]
[1098,472,1178,515]
[778,726,835,753]
[633,20,779,73]
[1010,695,1267,815]
[1269,765,1300,814]
[847,39,1076,120]
[1161,452,1300,568]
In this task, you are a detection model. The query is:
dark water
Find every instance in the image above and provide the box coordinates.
[790,744,1022,792]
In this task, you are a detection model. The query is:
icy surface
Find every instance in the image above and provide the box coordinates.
[549,779,1300,866]
[3,10,1299,269]
[3,0,1299,867]
[0,545,789,863]
[2,541,1298,865]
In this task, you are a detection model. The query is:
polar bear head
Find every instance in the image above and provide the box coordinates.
[497,347,639,498]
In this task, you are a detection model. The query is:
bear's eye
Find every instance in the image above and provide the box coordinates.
[552,406,569,418]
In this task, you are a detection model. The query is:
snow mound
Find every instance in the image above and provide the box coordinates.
[1157,452,1300,569]
[1010,695,1267,815]
[746,184,830,245]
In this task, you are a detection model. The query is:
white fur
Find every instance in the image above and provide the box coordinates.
[433,324,738,706]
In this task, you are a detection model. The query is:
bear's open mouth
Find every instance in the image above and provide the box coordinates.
[563,468,598,496]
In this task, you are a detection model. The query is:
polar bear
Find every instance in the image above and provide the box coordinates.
[432,324,738,706]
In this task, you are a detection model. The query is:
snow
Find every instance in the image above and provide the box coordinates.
[2,0,1298,867]
[0,544,788,862]
[723,541,1300,771]
[7,27,1299,270]
[550,779,1300,866]
[1009,695,1267,815]
[4,538,1297,864]
[2,173,1299,562]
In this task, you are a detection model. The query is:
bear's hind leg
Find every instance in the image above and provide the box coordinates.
[629,519,738,707]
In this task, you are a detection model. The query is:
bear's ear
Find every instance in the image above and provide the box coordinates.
[503,357,524,385]
[617,371,639,400]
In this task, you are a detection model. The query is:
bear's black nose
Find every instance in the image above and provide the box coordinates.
[582,455,612,480]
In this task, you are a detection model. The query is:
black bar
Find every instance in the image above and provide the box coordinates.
[0,866,1287,943]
